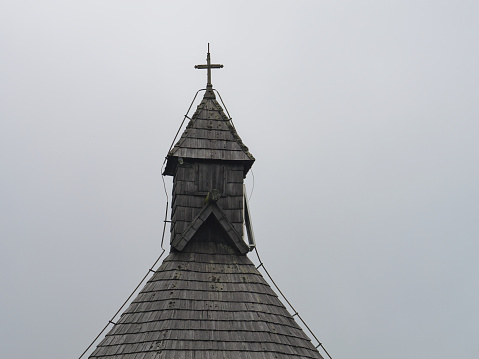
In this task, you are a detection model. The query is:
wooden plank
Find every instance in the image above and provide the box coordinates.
[222,209,243,223]
[184,128,230,141]
[180,138,243,151]
[193,119,230,131]
[173,148,252,161]
[141,280,274,295]
[172,207,201,222]
[173,180,197,194]
[173,195,204,209]
[225,168,244,183]
[150,270,266,285]
[225,181,243,196]
[232,223,243,238]
[197,163,225,193]
[175,165,195,181]
[218,195,243,209]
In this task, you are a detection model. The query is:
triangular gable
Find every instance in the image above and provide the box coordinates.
[172,201,250,254]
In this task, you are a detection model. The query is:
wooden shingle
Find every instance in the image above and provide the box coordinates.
[89,235,324,359]
[163,88,254,177]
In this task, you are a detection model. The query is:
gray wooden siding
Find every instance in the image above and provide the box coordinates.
[171,162,244,245]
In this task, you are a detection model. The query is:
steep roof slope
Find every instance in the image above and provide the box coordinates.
[89,231,324,359]
[164,88,255,176]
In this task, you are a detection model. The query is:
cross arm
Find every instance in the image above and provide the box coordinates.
[194,64,223,69]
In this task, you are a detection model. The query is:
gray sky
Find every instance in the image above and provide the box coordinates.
[1,1,478,358]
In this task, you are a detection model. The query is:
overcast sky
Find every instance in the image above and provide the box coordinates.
[1,1,478,358]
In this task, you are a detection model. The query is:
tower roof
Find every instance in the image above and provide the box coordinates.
[163,87,255,176]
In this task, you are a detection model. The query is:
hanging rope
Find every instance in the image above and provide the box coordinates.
[253,247,333,359]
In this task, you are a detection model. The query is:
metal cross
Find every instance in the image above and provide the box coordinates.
[194,43,223,87]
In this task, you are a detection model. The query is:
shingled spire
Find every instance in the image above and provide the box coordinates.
[163,46,255,249]
[87,48,324,359]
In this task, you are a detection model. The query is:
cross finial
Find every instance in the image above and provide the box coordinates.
[194,43,223,88]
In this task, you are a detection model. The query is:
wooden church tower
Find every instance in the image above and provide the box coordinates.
[87,49,325,359]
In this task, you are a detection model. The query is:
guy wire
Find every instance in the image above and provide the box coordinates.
[253,247,333,359]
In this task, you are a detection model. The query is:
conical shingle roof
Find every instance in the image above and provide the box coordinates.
[163,88,255,177]
[89,229,324,359]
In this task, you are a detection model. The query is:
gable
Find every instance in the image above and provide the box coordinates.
[183,216,242,255]
[171,202,249,255]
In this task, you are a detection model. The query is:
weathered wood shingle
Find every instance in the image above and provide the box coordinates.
[89,236,324,359]
[163,88,254,177]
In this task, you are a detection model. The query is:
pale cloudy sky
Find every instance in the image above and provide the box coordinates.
[1,1,478,358]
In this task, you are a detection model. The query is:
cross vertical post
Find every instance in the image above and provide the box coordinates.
[195,43,223,88]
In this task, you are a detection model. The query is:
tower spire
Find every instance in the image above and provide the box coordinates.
[194,43,223,87]
[84,49,326,359]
